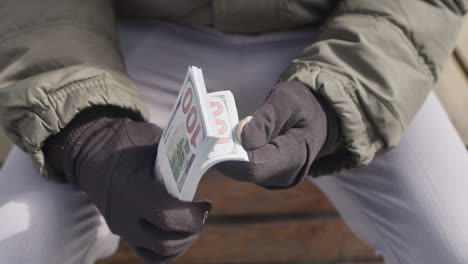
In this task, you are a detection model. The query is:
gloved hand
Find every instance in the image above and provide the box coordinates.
[43,108,211,264]
[217,81,340,189]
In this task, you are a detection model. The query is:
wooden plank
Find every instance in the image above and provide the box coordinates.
[97,172,343,264]
[347,262,383,264]
[348,262,383,264]
[194,169,336,216]
[434,55,468,145]
[175,218,377,263]
[455,16,468,72]
[98,218,380,264]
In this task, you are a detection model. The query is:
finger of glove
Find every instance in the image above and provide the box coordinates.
[143,199,212,234]
[240,93,298,151]
[123,119,164,147]
[240,82,319,151]
[134,245,179,264]
[247,129,311,187]
[132,167,211,233]
[136,221,199,258]
[221,128,312,187]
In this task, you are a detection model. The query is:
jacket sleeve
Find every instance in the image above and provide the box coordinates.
[279,0,467,176]
[0,0,149,181]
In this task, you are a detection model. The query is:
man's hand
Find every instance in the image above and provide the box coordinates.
[218,82,340,189]
[44,108,211,263]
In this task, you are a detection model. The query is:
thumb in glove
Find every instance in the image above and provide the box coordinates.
[218,81,341,189]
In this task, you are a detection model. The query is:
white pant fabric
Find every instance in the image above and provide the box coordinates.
[0,20,467,264]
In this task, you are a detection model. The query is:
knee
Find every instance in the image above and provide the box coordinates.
[0,190,103,264]
[378,226,468,264]
[439,236,468,264]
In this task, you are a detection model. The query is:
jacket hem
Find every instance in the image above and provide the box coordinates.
[279,64,385,176]
[6,67,149,182]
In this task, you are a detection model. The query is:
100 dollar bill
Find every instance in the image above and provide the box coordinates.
[155,66,248,201]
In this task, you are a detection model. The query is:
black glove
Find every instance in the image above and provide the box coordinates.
[218,81,340,189]
[44,108,211,264]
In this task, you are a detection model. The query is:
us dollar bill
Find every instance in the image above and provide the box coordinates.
[155,66,248,201]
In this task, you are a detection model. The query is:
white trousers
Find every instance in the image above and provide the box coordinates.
[1,20,467,264]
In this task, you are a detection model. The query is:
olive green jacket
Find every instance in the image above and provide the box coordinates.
[0,0,466,181]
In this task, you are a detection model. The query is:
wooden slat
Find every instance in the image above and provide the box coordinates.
[98,218,380,264]
[348,262,383,264]
[175,218,378,263]
[98,171,343,264]
[434,55,468,145]
[194,170,335,216]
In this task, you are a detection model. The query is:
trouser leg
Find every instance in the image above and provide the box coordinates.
[119,21,468,263]
[311,93,468,263]
[117,20,318,123]
[0,147,119,264]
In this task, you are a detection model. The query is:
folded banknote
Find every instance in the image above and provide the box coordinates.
[155,66,248,201]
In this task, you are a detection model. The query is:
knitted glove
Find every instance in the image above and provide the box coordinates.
[44,108,211,264]
[218,81,340,189]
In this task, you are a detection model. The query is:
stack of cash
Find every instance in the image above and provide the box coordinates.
[155,66,248,201]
